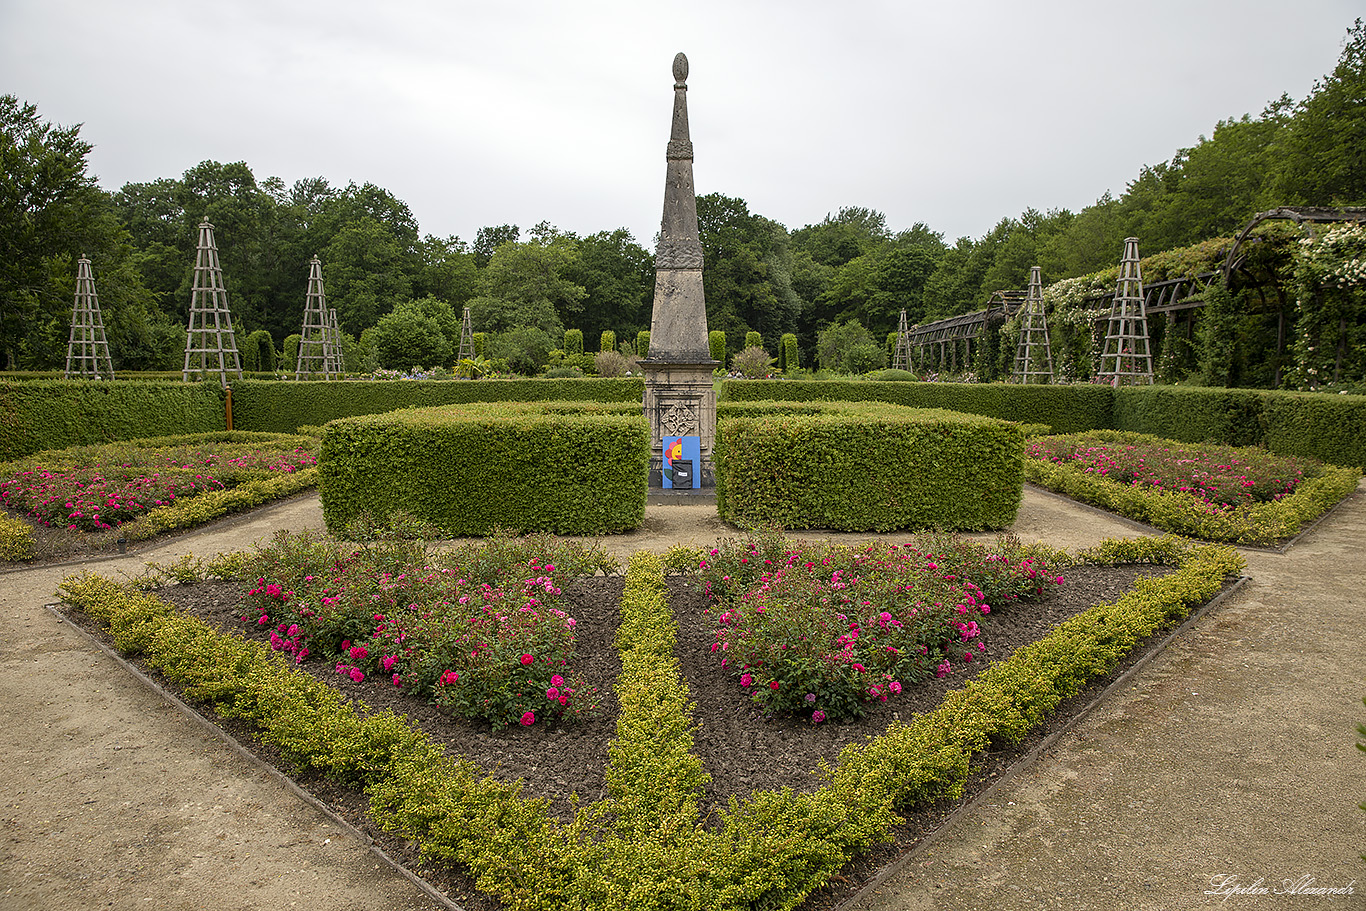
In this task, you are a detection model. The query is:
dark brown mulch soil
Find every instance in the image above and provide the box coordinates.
[64,563,1213,911]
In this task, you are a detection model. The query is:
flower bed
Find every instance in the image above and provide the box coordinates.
[241,529,616,729]
[1024,430,1361,545]
[0,431,319,562]
[694,532,1065,723]
[57,531,1241,911]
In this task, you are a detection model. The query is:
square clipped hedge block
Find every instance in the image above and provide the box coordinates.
[713,401,1024,531]
[318,401,649,536]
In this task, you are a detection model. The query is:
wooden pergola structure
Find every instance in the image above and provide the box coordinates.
[907,291,1023,371]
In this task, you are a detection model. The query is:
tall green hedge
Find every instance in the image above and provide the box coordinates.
[0,380,225,461]
[319,401,649,535]
[721,380,1112,435]
[714,401,1024,531]
[709,330,727,365]
[231,377,646,434]
[1112,386,1366,469]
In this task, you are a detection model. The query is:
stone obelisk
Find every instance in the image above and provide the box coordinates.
[640,52,717,490]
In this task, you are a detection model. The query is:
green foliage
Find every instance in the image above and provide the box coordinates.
[816,320,880,373]
[244,329,277,373]
[744,331,762,350]
[229,376,644,433]
[318,401,649,536]
[0,379,224,461]
[564,328,583,356]
[779,333,798,372]
[729,346,774,379]
[488,326,555,375]
[0,510,34,561]
[696,194,803,360]
[1112,385,1366,469]
[282,334,302,373]
[600,330,616,353]
[709,330,727,365]
[713,401,1024,531]
[372,297,455,369]
[635,330,650,357]
[871,369,917,382]
[480,226,586,335]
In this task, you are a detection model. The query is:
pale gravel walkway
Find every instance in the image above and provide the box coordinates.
[0,485,1359,910]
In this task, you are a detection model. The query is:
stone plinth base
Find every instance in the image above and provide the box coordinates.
[640,357,717,489]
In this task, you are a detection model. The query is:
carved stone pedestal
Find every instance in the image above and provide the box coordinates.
[641,359,716,488]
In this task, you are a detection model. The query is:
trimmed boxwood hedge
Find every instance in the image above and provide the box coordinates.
[1111,386,1366,469]
[714,401,1024,531]
[231,377,646,434]
[0,380,225,461]
[319,401,649,536]
[721,379,1112,435]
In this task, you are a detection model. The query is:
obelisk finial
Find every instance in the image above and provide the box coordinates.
[673,52,688,84]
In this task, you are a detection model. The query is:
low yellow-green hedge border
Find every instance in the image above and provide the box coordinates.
[120,468,319,543]
[0,510,34,561]
[58,534,1241,911]
[1024,454,1359,546]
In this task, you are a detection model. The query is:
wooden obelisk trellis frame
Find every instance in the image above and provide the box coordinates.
[326,308,344,376]
[65,256,116,379]
[182,219,243,387]
[1097,237,1154,386]
[457,307,475,364]
[296,256,338,380]
[891,309,913,372]
[1012,265,1054,383]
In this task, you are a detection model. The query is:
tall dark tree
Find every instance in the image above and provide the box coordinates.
[567,228,653,342]
[0,95,168,369]
[474,224,520,267]
[696,193,801,354]
[1274,18,1366,205]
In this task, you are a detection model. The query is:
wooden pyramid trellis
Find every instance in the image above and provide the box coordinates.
[65,256,115,380]
[182,219,243,387]
[456,307,475,369]
[891,308,913,372]
[296,256,340,379]
[1012,265,1053,384]
[326,307,344,376]
[1097,237,1154,386]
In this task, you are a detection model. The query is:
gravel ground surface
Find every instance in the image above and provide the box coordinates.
[1,483,1362,910]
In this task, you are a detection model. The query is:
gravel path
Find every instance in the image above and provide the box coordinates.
[0,484,1360,910]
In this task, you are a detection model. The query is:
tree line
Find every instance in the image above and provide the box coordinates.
[2,20,1361,375]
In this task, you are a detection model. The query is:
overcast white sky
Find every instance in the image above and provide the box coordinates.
[2,1,1360,248]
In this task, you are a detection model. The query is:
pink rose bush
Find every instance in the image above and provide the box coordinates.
[700,533,1063,723]
[242,529,601,730]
